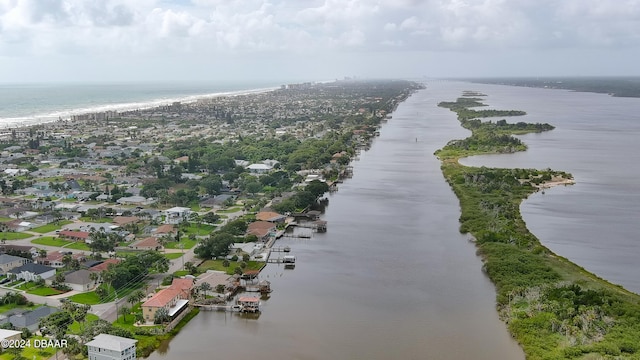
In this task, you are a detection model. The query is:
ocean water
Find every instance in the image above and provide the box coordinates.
[0,81,283,128]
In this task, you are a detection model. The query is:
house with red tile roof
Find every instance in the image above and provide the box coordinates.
[130,237,161,251]
[88,258,121,273]
[247,221,276,242]
[142,278,194,324]
[58,230,90,242]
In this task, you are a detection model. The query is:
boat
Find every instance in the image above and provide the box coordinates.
[283,255,296,269]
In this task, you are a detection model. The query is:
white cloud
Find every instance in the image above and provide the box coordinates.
[1,0,640,81]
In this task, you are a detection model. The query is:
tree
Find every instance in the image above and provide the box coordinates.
[129,290,146,306]
[154,307,170,324]
[119,305,130,323]
[194,232,235,259]
[198,282,212,299]
[215,284,225,293]
[184,261,196,275]
[40,311,72,340]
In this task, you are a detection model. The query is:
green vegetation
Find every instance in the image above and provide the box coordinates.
[31,236,72,247]
[31,221,71,233]
[68,291,102,305]
[437,93,640,359]
[197,259,264,275]
[65,241,91,250]
[163,252,183,260]
[0,232,31,240]
[164,238,197,249]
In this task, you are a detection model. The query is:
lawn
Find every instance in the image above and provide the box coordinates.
[68,313,100,334]
[31,221,72,234]
[0,232,32,240]
[181,223,215,236]
[0,303,39,313]
[0,335,58,360]
[197,259,264,275]
[164,252,183,260]
[173,270,189,277]
[31,237,72,247]
[65,242,91,251]
[27,287,64,296]
[68,291,102,305]
[164,238,197,249]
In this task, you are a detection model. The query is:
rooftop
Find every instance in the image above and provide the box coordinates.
[85,333,137,351]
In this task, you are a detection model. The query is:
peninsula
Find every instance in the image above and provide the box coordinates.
[0,79,423,359]
[436,94,640,359]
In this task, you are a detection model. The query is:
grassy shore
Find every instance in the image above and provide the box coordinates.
[437,95,640,359]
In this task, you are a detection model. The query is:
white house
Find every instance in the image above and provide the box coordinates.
[86,333,137,360]
[164,207,192,224]
[8,263,55,282]
[246,163,272,174]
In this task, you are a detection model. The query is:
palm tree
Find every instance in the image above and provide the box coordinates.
[119,305,130,323]
[198,282,212,299]
[128,290,146,306]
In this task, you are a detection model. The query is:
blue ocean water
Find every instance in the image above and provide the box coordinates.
[0,81,283,128]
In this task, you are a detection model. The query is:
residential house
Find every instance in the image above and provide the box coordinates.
[255,211,286,223]
[199,194,236,209]
[37,251,86,268]
[0,254,32,274]
[0,329,22,344]
[154,224,176,236]
[0,244,38,258]
[112,216,139,227]
[164,207,191,224]
[141,278,193,324]
[7,306,59,331]
[58,230,91,242]
[86,333,137,360]
[8,263,55,282]
[246,221,276,242]
[64,269,96,291]
[88,258,121,273]
[130,237,161,251]
[246,163,272,174]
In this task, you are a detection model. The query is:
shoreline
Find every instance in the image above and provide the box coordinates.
[0,85,282,129]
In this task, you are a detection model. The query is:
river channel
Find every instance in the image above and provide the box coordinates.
[147,81,525,360]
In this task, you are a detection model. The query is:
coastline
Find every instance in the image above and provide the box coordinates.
[437,93,640,358]
[0,84,281,129]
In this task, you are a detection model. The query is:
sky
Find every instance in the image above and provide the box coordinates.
[1,0,640,83]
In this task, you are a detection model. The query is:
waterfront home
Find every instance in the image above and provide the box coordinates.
[8,263,55,282]
[86,333,137,360]
[255,211,286,223]
[141,278,193,324]
[0,254,32,274]
[246,221,276,242]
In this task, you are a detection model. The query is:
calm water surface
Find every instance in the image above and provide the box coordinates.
[147,82,524,360]
[458,83,640,294]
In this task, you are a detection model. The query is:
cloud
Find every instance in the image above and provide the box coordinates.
[1,0,640,81]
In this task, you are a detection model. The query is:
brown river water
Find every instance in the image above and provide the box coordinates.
[149,79,640,359]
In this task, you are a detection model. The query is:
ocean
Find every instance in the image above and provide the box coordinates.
[0,81,284,128]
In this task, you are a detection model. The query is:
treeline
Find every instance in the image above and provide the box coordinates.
[437,93,640,359]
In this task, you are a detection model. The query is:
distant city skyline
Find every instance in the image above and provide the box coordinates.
[1,0,640,83]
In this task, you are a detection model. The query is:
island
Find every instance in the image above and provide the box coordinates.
[436,93,640,359]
